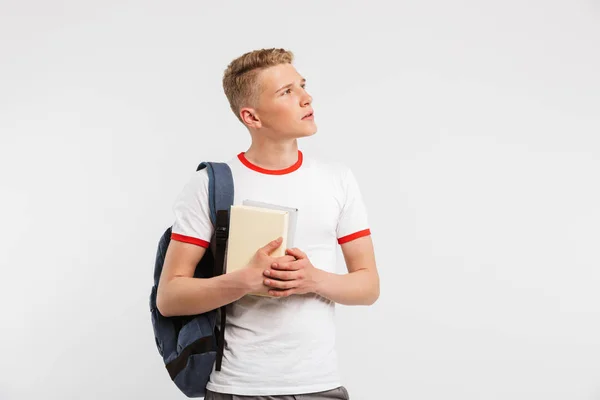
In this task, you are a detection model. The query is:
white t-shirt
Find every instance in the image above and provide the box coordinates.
[170,150,371,396]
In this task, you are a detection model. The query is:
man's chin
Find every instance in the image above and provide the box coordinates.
[275,124,317,139]
[298,126,318,138]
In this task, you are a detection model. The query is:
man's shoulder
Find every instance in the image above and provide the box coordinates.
[175,165,210,197]
[303,153,351,178]
[189,158,234,180]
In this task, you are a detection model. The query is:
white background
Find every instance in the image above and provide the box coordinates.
[1,1,599,399]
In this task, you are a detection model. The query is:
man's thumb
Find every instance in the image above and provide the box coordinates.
[262,237,283,253]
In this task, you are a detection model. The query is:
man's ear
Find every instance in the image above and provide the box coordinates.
[240,107,261,128]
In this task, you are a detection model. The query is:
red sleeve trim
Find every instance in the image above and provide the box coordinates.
[337,228,371,244]
[171,233,210,248]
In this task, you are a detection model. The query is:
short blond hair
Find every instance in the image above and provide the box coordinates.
[222,48,294,123]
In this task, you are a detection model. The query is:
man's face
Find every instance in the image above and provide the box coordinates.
[242,63,316,139]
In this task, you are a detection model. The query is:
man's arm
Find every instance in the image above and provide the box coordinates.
[156,240,250,317]
[264,236,379,305]
[314,235,379,305]
[157,237,290,317]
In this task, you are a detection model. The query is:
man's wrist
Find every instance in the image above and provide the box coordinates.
[225,268,253,297]
[312,268,331,296]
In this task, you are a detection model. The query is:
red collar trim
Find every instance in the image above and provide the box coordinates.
[237,150,303,175]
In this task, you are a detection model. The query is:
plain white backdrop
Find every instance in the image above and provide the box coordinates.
[1,1,599,399]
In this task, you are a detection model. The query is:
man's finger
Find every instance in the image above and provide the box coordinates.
[264,278,296,290]
[260,237,283,255]
[270,261,302,271]
[272,255,296,264]
[285,247,306,259]
[268,288,295,298]
[264,269,296,281]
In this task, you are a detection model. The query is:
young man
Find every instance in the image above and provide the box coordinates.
[156,48,379,400]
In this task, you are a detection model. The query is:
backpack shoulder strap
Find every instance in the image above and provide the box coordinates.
[196,161,233,372]
[196,162,234,226]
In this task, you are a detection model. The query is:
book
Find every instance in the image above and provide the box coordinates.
[225,204,293,297]
[242,199,298,247]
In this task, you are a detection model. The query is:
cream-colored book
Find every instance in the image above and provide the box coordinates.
[225,205,290,296]
[242,199,298,247]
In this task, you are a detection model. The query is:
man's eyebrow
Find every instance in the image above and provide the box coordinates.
[275,78,306,94]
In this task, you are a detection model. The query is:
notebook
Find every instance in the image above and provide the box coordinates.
[242,199,298,247]
[225,204,294,297]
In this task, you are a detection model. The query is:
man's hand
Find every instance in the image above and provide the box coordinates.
[262,247,324,297]
[239,237,296,296]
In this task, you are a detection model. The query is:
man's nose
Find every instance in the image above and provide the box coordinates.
[301,92,312,106]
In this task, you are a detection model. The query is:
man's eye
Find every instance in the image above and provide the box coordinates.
[282,85,305,95]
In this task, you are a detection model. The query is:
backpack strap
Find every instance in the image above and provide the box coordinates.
[197,161,234,226]
[214,209,228,371]
[196,161,233,372]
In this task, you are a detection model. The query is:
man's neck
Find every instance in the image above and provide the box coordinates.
[243,139,299,170]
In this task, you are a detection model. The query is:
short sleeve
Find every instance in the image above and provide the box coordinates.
[336,167,371,244]
[170,170,214,248]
